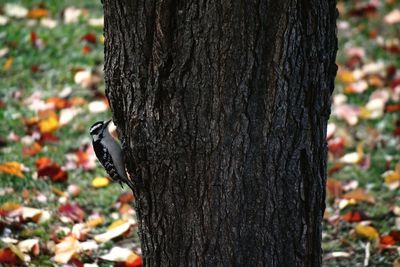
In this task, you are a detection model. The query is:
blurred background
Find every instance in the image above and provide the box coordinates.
[0,0,399,266]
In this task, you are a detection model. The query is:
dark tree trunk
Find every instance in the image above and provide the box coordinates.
[103,0,337,266]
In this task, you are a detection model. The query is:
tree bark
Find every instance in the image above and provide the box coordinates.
[103,1,337,266]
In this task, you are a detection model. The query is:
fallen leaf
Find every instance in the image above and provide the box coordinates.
[384,9,400,24]
[59,203,85,222]
[100,247,134,262]
[119,192,135,203]
[22,207,51,223]
[22,142,42,156]
[86,216,104,228]
[63,7,82,24]
[341,211,367,222]
[326,178,342,198]
[54,236,80,264]
[4,3,28,18]
[94,221,131,243]
[18,239,40,256]
[3,57,13,72]
[0,248,20,265]
[0,161,24,177]
[125,253,143,267]
[88,101,108,113]
[27,8,49,19]
[38,115,59,134]
[91,177,110,188]
[380,235,396,246]
[355,224,379,240]
[81,33,97,43]
[342,188,375,204]
[0,202,21,217]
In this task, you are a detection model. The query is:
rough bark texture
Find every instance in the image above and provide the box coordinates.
[103,1,337,266]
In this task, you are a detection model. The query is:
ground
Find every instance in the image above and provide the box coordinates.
[0,0,399,266]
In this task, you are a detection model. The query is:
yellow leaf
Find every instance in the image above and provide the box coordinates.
[338,70,356,84]
[3,57,13,71]
[91,177,109,188]
[94,221,131,243]
[107,219,125,230]
[86,217,104,228]
[355,224,379,240]
[38,116,59,133]
[0,162,24,177]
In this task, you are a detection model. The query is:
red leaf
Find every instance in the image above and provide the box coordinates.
[348,4,377,17]
[341,211,366,222]
[380,235,396,246]
[31,64,40,73]
[30,32,37,46]
[36,157,68,182]
[58,203,85,222]
[39,133,60,144]
[124,256,143,267]
[0,248,19,265]
[81,33,97,44]
[390,230,400,241]
[386,104,400,113]
[328,137,345,156]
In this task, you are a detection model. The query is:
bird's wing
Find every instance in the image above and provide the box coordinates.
[92,140,119,180]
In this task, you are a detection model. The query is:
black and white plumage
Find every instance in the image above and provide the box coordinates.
[89,120,132,189]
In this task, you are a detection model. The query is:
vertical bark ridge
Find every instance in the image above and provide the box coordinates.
[104,0,337,266]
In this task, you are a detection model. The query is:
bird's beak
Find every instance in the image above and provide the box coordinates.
[105,119,112,126]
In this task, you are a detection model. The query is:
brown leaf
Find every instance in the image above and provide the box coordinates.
[342,188,375,204]
[22,142,42,156]
[326,178,342,198]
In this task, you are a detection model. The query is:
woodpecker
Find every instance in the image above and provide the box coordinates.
[89,120,132,189]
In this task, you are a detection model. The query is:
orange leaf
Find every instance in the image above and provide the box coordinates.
[0,162,24,177]
[22,142,42,156]
[3,57,13,72]
[125,254,143,267]
[47,97,70,109]
[0,202,21,216]
[27,8,49,19]
[36,157,52,169]
[380,235,396,246]
[342,188,375,203]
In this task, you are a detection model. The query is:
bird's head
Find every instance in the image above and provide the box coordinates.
[89,119,112,139]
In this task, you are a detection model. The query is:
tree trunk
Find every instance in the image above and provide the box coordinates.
[103,1,337,266]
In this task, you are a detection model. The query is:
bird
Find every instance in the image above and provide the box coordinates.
[89,120,133,189]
